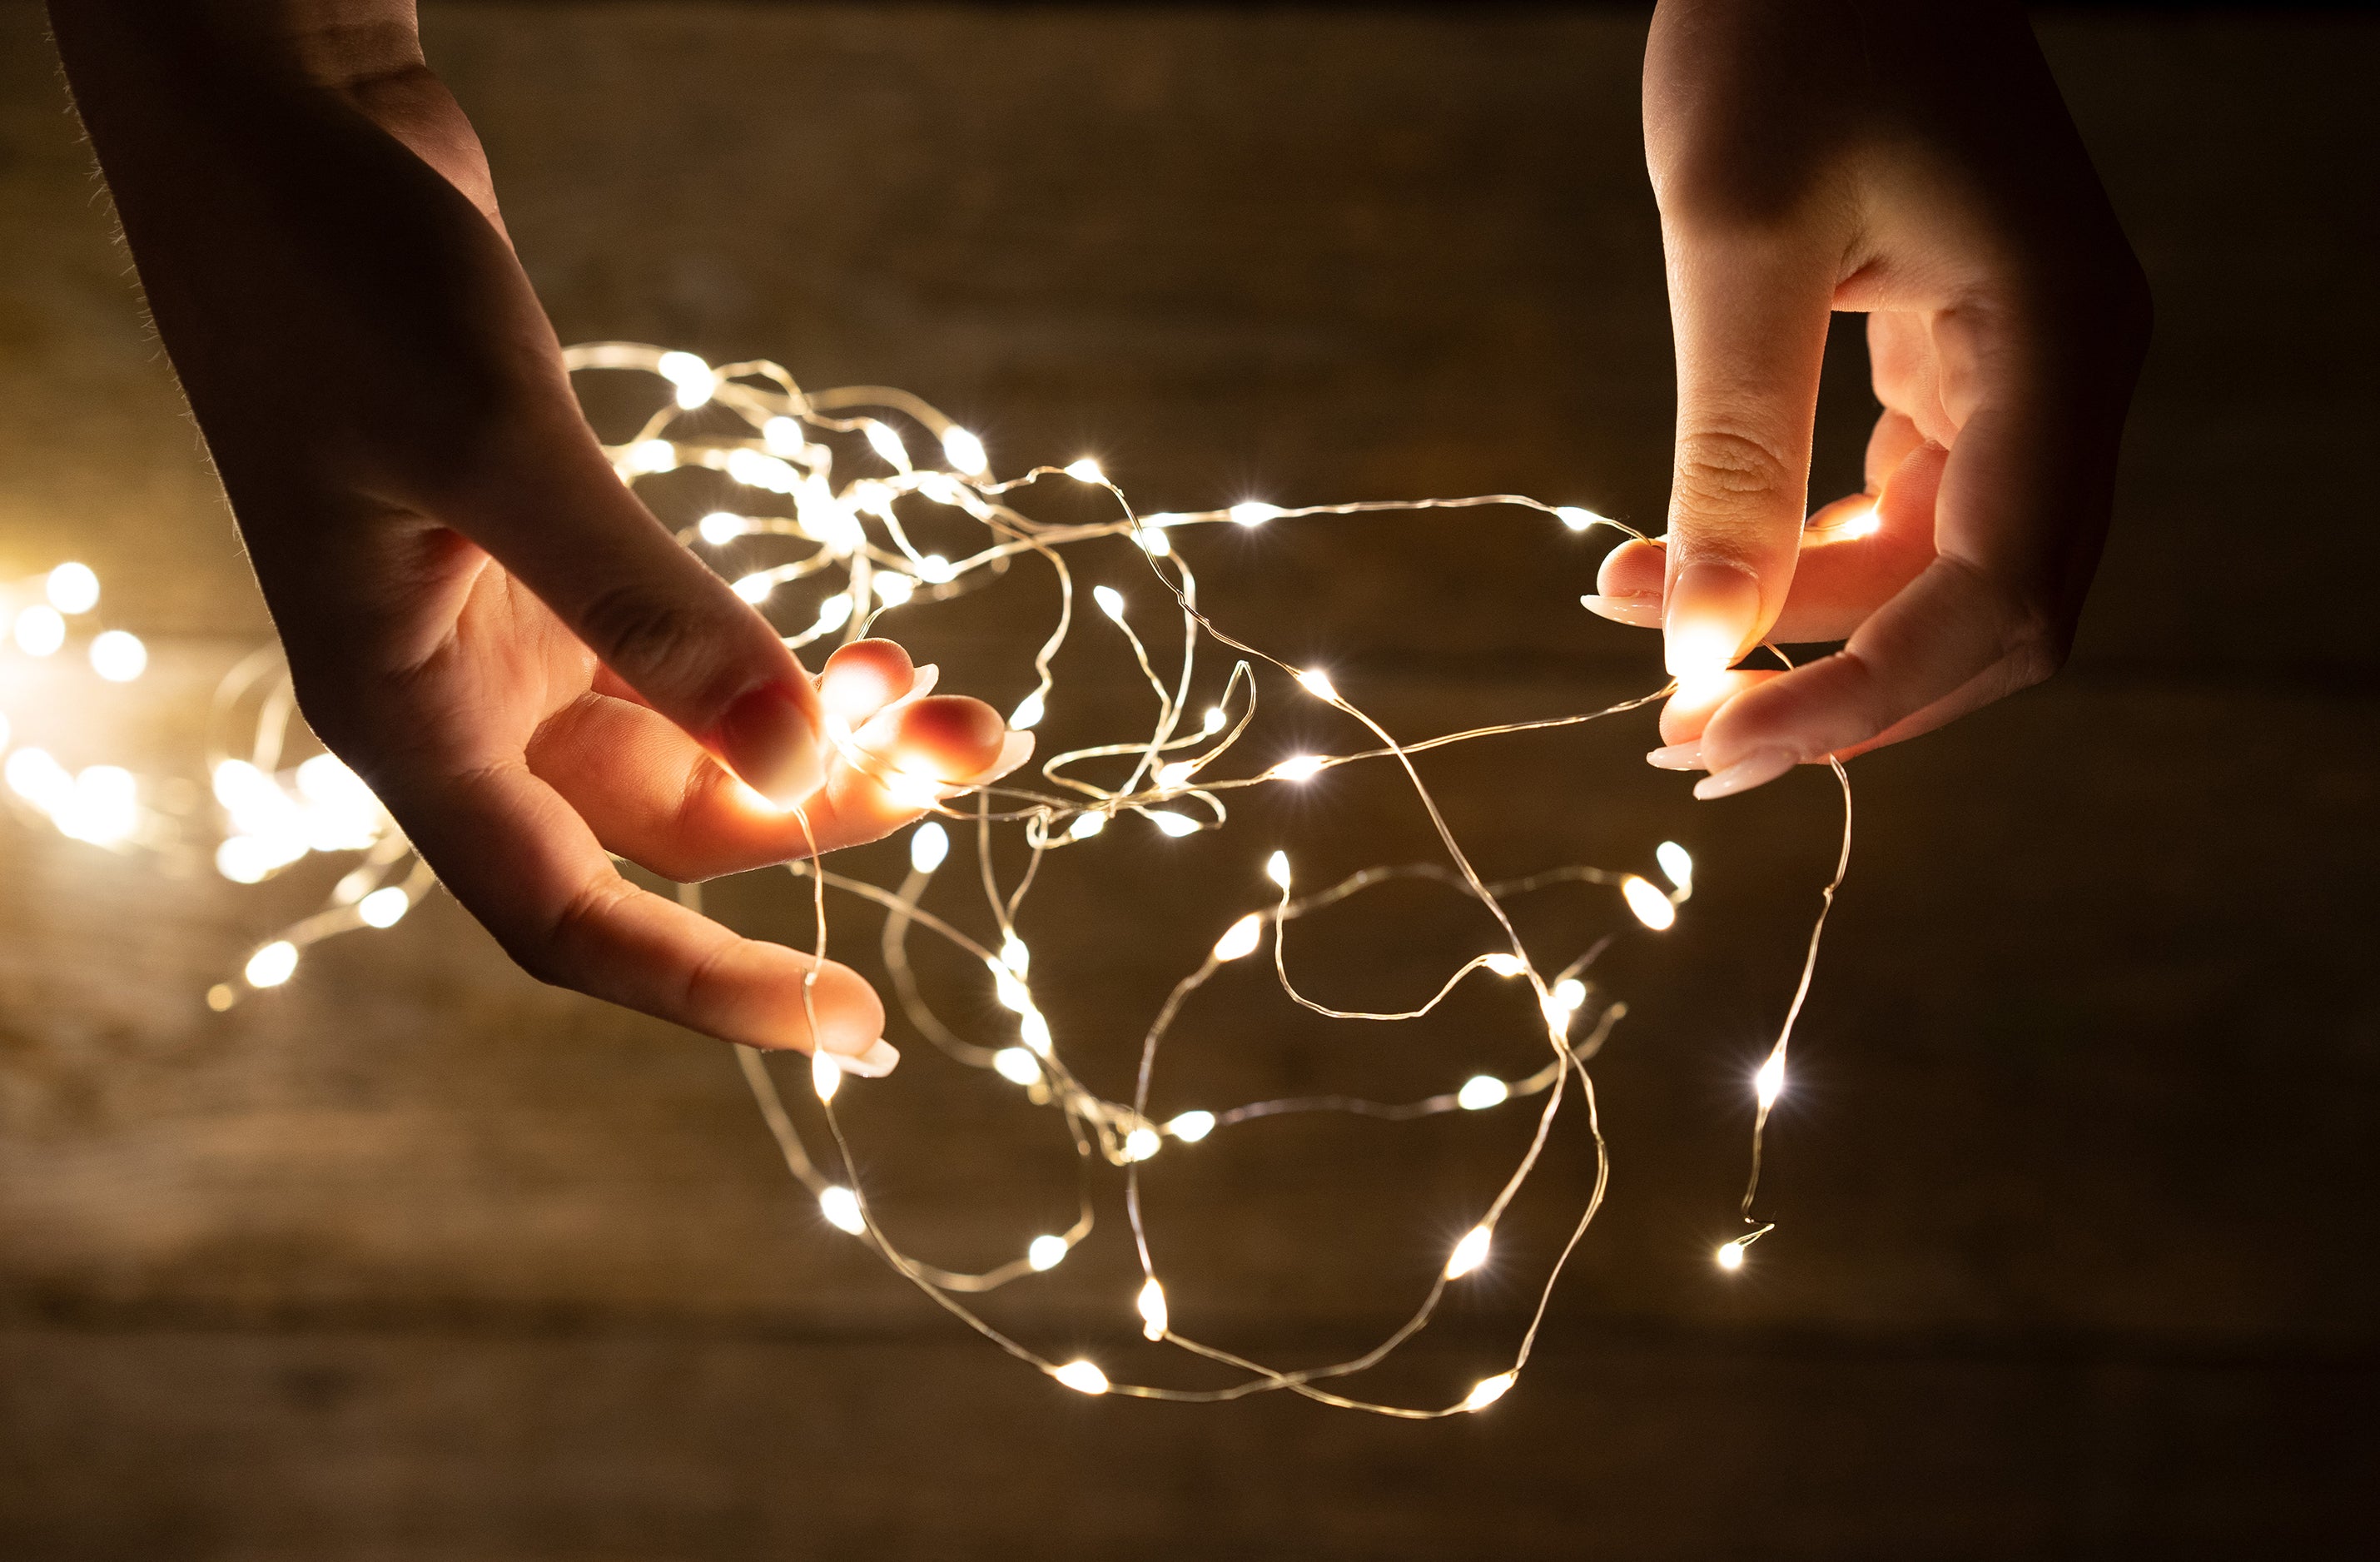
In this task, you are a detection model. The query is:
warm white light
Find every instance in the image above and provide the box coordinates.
[863,421,909,469]
[89,629,146,682]
[1027,1235,1069,1271]
[733,573,774,604]
[1230,501,1282,527]
[214,836,285,884]
[14,604,65,657]
[624,439,678,475]
[1715,1240,1746,1271]
[244,940,298,988]
[1053,1360,1109,1395]
[874,573,916,606]
[1124,1127,1162,1162]
[1201,706,1227,734]
[1000,933,1031,976]
[1155,761,1198,789]
[1832,502,1882,540]
[656,350,715,408]
[1166,1109,1216,1143]
[1482,953,1524,977]
[1555,506,1606,534]
[1269,754,1324,782]
[1294,668,1337,701]
[1137,1277,1170,1340]
[818,1186,866,1234]
[1146,810,1198,838]
[907,822,949,875]
[993,1047,1041,1086]
[1064,457,1105,484]
[812,1050,843,1102]
[1134,525,1170,557]
[6,747,73,812]
[46,562,99,614]
[1009,689,1046,730]
[762,416,804,455]
[724,448,797,493]
[1018,1009,1054,1057]
[1755,1052,1786,1110]
[1461,1372,1516,1411]
[811,594,855,636]
[941,425,988,475]
[698,511,744,545]
[1093,585,1126,622]
[1445,1224,1493,1279]
[1067,810,1107,840]
[992,967,1032,1013]
[357,887,410,928]
[1621,875,1677,931]
[61,765,139,844]
[1211,913,1264,963]
[1552,977,1586,1012]
[1657,839,1694,892]
[917,554,955,584]
[1265,851,1291,889]
[1457,1075,1509,1111]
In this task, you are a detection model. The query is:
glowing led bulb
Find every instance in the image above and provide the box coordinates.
[941,425,987,475]
[1018,1009,1054,1057]
[733,574,774,604]
[46,562,99,614]
[1550,977,1586,1013]
[1230,501,1282,527]
[1621,874,1677,931]
[1155,761,1196,789]
[917,554,955,584]
[1755,1052,1786,1109]
[1555,505,1607,534]
[1457,1075,1509,1111]
[7,747,72,811]
[874,573,916,607]
[357,887,410,928]
[1027,1235,1069,1272]
[1135,525,1171,557]
[244,940,298,989]
[762,415,804,455]
[62,765,138,844]
[1831,502,1882,539]
[1715,1240,1746,1271]
[993,1047,1041,1086]
[1067,811,1107,840]
[1202,706,1227,734]
[992,967,1031,1014]
[1482,953,1524,977]
[89,629,146,682]
[812,1050,843,1102]
[1053,1361,1109,1395]
[624,439,677,475]
[1267,755,1324,783]
[863,421,909,469]
[1211,913,1264,963]
[1123,1127,1162,1162]
[14,604,65,657]
[655,350,715,408]
[1265,851,1291,889]
[818,1186,866,1234]
[1166,1109,1216,1143]
[1137,1277,1170,1341]
[1657,839,1694,893]
[908,822,949,874]
[698,511,744,545]
[1009,689,1045,730]
[1294,668,1337,701]
[1445,1225,1493,1279]
[1461,1372,1516,1411]
[1093,585,1126,621]
[1146,810,1198,838]
[811,594,854,636]
[999,933,1031,976]
[1064,457,1105,484]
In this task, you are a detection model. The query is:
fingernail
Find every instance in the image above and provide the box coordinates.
[1692,747,1798,800]
[980,729,1034,783]
[1663,561,1763,680]
[1645,741,1704,771]
[906,663,941,699]
[714,681,824,808]
[822,1038,901,1077]
[1581,593,1663,627]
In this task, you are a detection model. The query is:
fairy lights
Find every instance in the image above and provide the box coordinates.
[0,342,1852,1420]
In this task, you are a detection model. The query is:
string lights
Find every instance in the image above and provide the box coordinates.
[0,342,1851,1418]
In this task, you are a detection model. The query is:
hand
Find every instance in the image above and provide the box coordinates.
[1587,0,2150,797]
[52,1,1022,1066]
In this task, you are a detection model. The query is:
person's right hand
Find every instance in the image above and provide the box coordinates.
[52,0,1023,1070]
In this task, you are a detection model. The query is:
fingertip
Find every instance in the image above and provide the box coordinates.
[1597,536,1667,598]
[1659,667,1779,744]
[860,694,1008,783]
[819,639,917,724]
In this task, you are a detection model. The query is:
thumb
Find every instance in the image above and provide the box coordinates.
[450,404,827,805]
[1660,236,1836,683]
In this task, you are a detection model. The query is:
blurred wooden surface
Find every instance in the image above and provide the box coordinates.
[3,4,2378,1558]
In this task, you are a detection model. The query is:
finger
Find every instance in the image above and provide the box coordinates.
[443,401,827,806]
[1647,667,1781,768]
[1657,228,1837,680]
[529,682,1018,882]
[380,756,891,1063]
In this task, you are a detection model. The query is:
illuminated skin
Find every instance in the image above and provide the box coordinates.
[1592,0,2150,798]
[48,1,1026,1066]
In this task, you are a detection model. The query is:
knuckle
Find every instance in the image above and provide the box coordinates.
[1673,425,1801,520]
[574,585,736,714]
[520,876,629,992]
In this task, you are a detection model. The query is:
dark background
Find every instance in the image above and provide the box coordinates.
[2,3,2377,1558]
